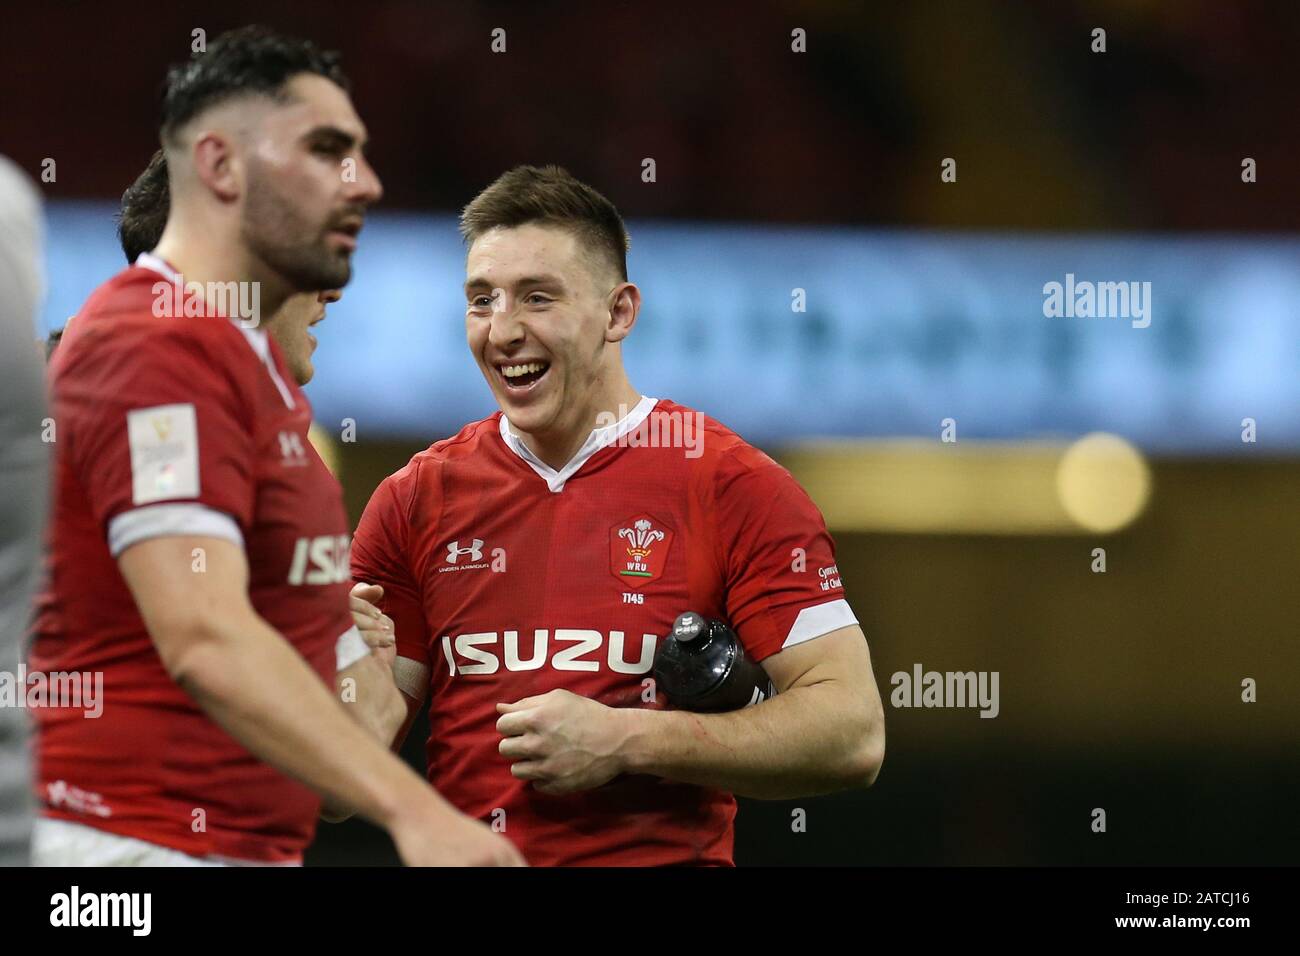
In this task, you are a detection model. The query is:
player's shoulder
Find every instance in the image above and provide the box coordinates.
[412,412,505,466]
[374,413,505,506]
[657,401,825,540]
[654,398,783,475]
[79,263,164,318]
[68,264,249,354]
[53,266,256,404]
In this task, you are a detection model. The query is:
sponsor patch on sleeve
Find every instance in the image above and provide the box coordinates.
[127,403,200,505]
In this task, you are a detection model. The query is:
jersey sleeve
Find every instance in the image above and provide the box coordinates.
[351,468,432,669]
[712,446,858,663]
[66,327,256,557]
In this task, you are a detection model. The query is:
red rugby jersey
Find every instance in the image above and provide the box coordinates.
[351,396,857,866]
[29,255,357,863]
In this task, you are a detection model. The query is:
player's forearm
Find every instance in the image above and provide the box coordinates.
[322,657,408,822]
[166,611,447,831]
[620,682,884,799]
[337,655,407,745]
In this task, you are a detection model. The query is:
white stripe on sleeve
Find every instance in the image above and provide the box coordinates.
[107,503,244,557]
[780,598,860,651]
[335,625,369,671]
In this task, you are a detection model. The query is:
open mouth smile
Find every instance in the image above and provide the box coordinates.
[496,360,551,392]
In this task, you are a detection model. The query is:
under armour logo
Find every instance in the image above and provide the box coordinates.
[446,539,485,563]
[278,430,307,463]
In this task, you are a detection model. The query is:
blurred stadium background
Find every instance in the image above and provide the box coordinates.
[5,0,1297,864]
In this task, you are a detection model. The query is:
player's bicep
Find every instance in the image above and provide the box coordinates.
[759,624,877,697]
[117,534,253,672]
[761,624,885,787]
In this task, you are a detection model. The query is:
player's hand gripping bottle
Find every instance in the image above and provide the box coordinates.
[652,612,775,712]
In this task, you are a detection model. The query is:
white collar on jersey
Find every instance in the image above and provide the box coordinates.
[134,252,297,410]
[498,394,658,494]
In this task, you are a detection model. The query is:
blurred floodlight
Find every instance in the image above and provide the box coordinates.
[783,435,1151,535]
[1055,432,1152,533]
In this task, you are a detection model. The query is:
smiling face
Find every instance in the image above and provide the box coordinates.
[239,73,381,292]
[268,288,341,385]
[465,222,639,447]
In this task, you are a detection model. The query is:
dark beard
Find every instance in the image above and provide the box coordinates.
[241,176,352,291]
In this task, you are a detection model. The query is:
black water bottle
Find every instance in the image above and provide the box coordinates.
[653,612,775,712]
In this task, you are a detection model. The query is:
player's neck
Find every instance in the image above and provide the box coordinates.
[514,378,643,471]
[152,223,294,321]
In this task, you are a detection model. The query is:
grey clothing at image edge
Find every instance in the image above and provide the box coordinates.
[0,155,49,867]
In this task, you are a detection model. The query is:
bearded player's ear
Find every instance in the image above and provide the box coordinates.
[189,128,241,203]
[606,281,640,344]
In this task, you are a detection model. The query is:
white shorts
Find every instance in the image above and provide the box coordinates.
[32,818,300,867]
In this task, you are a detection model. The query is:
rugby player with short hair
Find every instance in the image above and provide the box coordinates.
[29,27,521,866]
[113,148,412,800]
[352,165,886,866]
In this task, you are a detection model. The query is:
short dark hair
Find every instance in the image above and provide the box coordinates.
[45,328,63,362]
[118,150,170,262]
[160,25,349,143]
[459,165,630,282]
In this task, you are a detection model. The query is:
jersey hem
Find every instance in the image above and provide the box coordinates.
[37,807,306,865]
